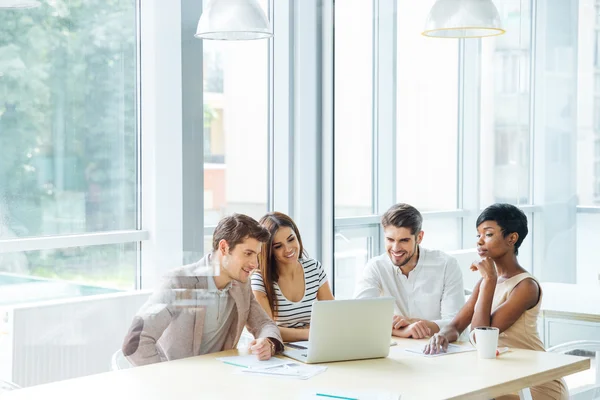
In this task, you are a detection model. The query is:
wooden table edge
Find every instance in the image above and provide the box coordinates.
[445,357,591,400]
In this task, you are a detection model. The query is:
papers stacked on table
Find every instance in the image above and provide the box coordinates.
[217,355,327,380]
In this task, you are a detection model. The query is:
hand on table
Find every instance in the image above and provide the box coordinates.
[423,333,449,355]
[392,315,410,330]
[393,321,432,339]
[249,338,274,360]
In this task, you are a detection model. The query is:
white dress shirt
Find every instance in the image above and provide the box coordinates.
[354,247,465,329]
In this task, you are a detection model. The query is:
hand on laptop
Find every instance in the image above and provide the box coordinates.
[392,321,432,339]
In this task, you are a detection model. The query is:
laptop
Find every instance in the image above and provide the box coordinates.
[282,297,394,364]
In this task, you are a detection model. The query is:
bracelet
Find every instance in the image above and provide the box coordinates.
[266,338,276,355]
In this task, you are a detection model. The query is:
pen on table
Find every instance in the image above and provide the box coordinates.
[261,363,294,371]
[222,361,248,368]
[496,347,509,356]
[316,393,359,400]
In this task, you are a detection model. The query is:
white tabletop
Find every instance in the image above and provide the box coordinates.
[541,282,600,319]
[3,338,590,400]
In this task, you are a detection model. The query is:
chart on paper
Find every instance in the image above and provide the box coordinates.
[404,343,476,357]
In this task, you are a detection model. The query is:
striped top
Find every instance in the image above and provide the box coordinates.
[251,258,328,328]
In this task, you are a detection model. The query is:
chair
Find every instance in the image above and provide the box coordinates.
[547,340,600,399]
[111,349,133,370]
[0,380,21,392]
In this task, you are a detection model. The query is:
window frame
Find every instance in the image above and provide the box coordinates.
[0,0,152,290]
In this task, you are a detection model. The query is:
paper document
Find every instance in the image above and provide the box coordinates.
[404,343,476,358]
[239,361,327,380]
[217,355,287,369]
[302,389,401,399]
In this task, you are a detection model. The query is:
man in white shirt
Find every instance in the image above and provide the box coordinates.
[354,203,465,339]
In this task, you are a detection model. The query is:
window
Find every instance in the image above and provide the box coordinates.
[0,1,138,285]
[0,2,137,239]
[396,0,459,211]
[334,0,374,218]
[579,0,600,205]
[202,0,269,225]
[0,243,138,295]
[420,218,461,251]
[0,0,140,388]
[480,0,532,206]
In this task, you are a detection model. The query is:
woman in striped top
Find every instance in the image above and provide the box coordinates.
[251,212,334,342]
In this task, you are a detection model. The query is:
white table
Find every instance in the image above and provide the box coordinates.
[3,338,590,400]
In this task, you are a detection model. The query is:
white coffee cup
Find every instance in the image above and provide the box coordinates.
[469,327,499,359]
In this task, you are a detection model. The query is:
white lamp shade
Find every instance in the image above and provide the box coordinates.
[195,0,272,40]
[423,0,505,38]
[0,0,40,8]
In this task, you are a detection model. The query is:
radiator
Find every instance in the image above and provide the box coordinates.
[0,290,151,387]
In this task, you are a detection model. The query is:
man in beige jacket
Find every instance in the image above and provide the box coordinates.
[122,214,284,366]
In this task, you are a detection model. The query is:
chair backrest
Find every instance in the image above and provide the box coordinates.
[111,349,133,370]
[447,248,479,294]
[0,380,21,392]
[546,340,600,399]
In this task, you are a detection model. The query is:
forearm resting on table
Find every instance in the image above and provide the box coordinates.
[279,326,309,342]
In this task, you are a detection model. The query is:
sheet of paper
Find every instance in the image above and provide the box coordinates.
[404,343,476,358]
[216,355,288,369]
[301,389,401,399]
[239,361,327,380]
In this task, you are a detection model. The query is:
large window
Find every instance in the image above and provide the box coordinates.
[396,0,459,211]
[578,0,600,205]
[332,0,593,296]
[0,0,141,389]
[480,0,532,206]
[0,1,138,287]
[202,0,269,226]
[334,0,374,218]
[576,0,600,287]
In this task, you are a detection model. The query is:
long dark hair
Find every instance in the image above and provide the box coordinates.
[258,212,308,317]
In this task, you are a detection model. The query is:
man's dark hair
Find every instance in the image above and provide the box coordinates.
[212,213,270,252]
[476,203,528,255]
[381,203,423,235]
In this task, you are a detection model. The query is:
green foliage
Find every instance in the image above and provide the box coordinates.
[0,0,137,287]
[0,0,136,231]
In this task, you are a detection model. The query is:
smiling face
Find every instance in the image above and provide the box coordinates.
[271,226,301,267]
[218,237,262,284]
[384,226,423,268]
[476,220,518,260]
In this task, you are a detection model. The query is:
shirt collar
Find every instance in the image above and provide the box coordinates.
[207,272,232,294]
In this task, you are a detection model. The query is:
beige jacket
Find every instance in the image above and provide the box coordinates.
[122,255,283,366]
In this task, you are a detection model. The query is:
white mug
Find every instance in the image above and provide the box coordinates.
[469,327,499,359]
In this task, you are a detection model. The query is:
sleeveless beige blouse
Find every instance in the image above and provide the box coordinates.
[493,272,568,400]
